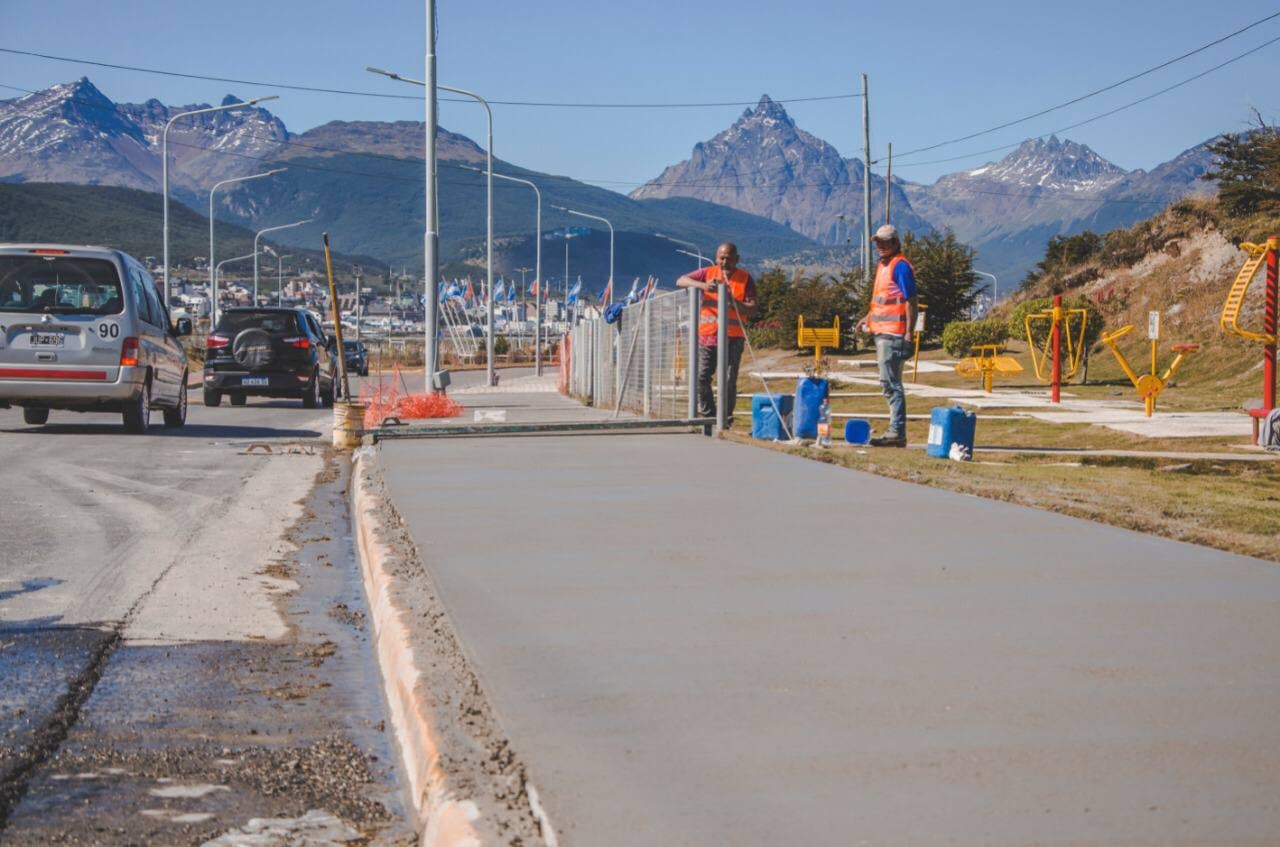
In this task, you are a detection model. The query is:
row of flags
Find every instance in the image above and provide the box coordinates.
[418,275,662,309]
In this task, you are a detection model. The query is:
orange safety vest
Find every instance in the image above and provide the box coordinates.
[698,266,751,340]
[868,254,913,336]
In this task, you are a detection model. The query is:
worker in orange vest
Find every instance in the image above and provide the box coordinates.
[856,224,918,447]
[676,242,758,425]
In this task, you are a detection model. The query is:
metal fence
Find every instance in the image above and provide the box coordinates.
[566,288,697,418]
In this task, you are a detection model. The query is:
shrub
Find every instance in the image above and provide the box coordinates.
[941,318,1009,357]
[494,336,510,355]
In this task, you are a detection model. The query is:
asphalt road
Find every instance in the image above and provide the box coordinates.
[0,391,414,845]
[380,415,1280,846]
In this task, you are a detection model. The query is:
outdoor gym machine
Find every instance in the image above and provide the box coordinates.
[1219,236,1277,438]
[1100,311,1198,417]
[954,344,1023,393]
[1024,294,1088,403]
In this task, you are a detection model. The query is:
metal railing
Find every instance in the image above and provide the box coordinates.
[566,288,700,419]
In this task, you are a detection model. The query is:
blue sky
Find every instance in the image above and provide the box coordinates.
[3,0,1278,187]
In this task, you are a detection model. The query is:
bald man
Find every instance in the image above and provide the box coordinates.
[676,242,758,424]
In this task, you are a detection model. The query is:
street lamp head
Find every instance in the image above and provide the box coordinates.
[244,95,280,107]
[366,66,397,79]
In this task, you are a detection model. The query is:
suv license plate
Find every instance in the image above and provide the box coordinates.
[241,376,269,386]
[31,332,65,347]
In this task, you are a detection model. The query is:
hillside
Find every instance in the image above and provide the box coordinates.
[1003,198,1280,406]
[230,154,815,285]
[0,182,382,277]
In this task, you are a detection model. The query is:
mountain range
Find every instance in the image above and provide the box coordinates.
[0,79,1223,288]
[635,96,1220,284]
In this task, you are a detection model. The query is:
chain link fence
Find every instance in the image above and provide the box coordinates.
[566,289,697,418]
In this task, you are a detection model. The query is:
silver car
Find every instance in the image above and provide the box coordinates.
[0,244,192,433]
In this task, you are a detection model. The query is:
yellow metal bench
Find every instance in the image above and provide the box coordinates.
[797,315,840,369]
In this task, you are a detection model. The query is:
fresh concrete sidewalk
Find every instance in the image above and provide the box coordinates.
[376,412,1280,846]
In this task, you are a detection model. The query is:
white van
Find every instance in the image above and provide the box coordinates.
[0,244,192,433]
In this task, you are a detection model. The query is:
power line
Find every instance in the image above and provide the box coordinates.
[889,31,1280,171]
[0,46,860,108]
[892,10,1280,160]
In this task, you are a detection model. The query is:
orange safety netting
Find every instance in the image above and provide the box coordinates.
[360,363,463,428]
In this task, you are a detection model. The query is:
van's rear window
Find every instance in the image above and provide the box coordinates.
[215,310,302,336]
[0,256,124,316]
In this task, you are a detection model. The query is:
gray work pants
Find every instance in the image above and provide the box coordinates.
[696,338,745,422]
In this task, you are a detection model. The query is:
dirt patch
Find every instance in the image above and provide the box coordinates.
[356,453,545,845]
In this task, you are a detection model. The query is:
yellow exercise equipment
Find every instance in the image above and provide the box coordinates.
[1024,302,1089,382]
[797,314,840,370]
[955,343,1024,393]
[1220,237,1277,345]
[1100,324,1198,417]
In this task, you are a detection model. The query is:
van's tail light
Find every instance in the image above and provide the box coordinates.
[206,334,230,349]
[282,336,312,349]
[120,337,140,367]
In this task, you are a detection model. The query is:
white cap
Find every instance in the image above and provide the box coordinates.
[872,224,899,243]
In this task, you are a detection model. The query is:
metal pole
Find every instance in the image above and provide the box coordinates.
[861,73,872,281]
[252,218,312,305]
[1051,293,1062,404]
[209,169,284,327]
[885,142,892,225]
[1265,235,1278,413]
[557,207,614,308]
[715,279,728,433]
[163,96,277,312]
[974,270,998,311]
[277,254,283,306]
[687,285,698,420]
[468,167,542,376]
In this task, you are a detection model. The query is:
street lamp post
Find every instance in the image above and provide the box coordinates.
[556,206,613,307]
[974,270,998,309]
[262,245,293,307]
[209,168,285,326]
[214,251,260,314]
[466,166,542,375]
[253,218,314,304]
[369,68,495,386]
[655,232,704,267]
[163,95,278,311]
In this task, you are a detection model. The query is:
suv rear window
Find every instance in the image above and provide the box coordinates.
[0,255,125,315]
[215,310,301,336]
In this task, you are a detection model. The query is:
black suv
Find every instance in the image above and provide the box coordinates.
[343,339,369,377]
[203,307,338,408]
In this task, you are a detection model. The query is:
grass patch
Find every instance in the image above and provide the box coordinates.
[728,347,1279,563]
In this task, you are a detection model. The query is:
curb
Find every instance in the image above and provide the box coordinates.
[351,449,483,847]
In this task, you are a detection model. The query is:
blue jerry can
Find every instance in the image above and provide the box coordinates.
[751,394,794,440]
[926,406,977,458]
[793,378,829,439]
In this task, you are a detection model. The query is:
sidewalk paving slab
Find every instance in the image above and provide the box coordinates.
[376,409,1280,846]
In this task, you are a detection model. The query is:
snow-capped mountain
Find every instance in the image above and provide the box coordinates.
[631,95,931,244]
[952,136,1127,193]
[0,78,486,203]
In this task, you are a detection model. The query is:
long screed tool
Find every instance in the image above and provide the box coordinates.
[722,283,795,441]
[322,233,352,402]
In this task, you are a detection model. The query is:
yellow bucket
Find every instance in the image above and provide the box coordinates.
[333,401,367,450]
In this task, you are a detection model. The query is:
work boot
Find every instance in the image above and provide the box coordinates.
[869,431,907,447]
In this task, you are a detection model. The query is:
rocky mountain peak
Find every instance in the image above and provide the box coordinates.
[964,135,1126,192]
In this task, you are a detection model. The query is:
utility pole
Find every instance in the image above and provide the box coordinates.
[885,142,892,225]
[423,0,440,391]
[861,73,872,282]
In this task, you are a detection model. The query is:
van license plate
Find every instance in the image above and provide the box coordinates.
[30,332,65,347]
[241,376,268,386]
